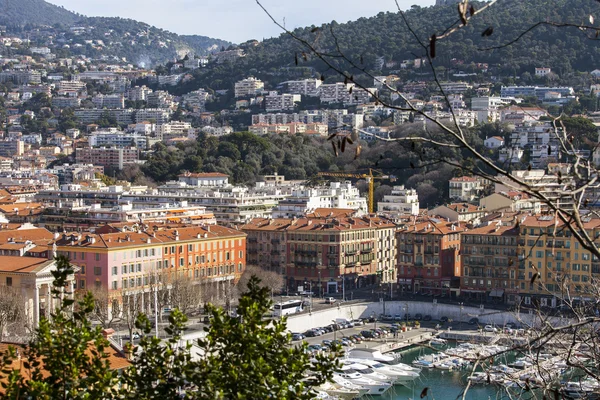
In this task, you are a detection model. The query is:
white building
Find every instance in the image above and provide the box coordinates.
[234,77,264,98]
[377,185,419,216]
[286,79,322,96]
[535,67,551,77]
[178,172,229,187]
[484,136,505,148]
[449,176,484,201]
[264,93,301,112]
[272,181,368,217]
[156,121,195,140]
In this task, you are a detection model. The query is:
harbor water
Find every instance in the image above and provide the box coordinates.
[383,344,516,400]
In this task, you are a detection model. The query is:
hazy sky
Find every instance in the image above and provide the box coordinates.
[47,0,432,43]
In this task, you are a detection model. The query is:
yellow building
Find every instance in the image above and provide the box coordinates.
[517,215,600,307]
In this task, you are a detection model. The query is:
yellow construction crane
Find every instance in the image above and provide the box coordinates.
[317,169,396,214]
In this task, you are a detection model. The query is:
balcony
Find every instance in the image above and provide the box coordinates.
[271,239,281,244]
[295,261,318,268]
[361,247,374,253]
[248,238,258,243]
[345,250,358,256]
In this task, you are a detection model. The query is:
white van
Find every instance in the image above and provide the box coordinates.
[325,297,336,304]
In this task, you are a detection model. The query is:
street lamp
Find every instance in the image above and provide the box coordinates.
[459,302,464,329]
[317,262,324,298]
[403,303,408,324]
[332,319,338,341]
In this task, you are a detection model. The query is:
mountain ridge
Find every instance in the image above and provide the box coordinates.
[1,0,231,65]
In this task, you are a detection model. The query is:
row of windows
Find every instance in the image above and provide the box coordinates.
[114,263,244,290]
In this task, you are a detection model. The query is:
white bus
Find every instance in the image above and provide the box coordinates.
[273,300,304,317]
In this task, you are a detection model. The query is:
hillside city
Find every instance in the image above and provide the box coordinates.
[0,0,600,398]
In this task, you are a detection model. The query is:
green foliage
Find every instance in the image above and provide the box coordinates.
[0,0,78,26]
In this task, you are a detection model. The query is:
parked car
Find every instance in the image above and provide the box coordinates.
[504,327,513,334]
[506,322,516,329]
[381,314,394,321]
[322,325,334,333]
[292,333,304,341]
[361,330,376,339]
[423,315,432,321]
[325,297,336,304]
[484,325,498,333]
[393,314,403,321]
[352,319,364,326]
[304,330,317,337]
[440,316,449,323]
[468,317,479,325]
[414,313,423,321]
[367,315,377,323]
[322,339,333,348]
[307,344,322,352]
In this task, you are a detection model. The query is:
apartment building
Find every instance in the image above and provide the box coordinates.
[396,218,465,296]
[75,146,139,169]
[249,122,328,136]
[74,109,135,125]
[53,225,246,294]
[0,140,24,157]
[430,203,487,224]
[516,215,600,307]
[448,176,485,201]
[285,79,322,96]
[377,185,419,216]
[234,77,264,98]
[88,130,148,149]
[319,83,375,105]
[272,181,368,218]
[128,85,153,101]
[134,108,172,124]
[460,223,519,303]
[156,121,195,140]
[264,93,301,112]
[92,94,125,109]
[242,213,396,295]
[439,82,472,94]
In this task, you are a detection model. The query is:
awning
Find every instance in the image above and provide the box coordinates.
[490,289,505,297]
[461,289,486,293]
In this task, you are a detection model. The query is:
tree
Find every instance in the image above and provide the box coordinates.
[86,286,122,328]
[0,286,25,342]
[121,290,143,343]
[238,265,284,296]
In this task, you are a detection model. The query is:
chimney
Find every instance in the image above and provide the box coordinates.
[146,238,151,244]
[53,231,60,240]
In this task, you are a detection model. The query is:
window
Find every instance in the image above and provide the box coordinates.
[188,244,193,251]
[180,258,184,267]
[80,266,86,274]
[238,263,243,272]
[94,267,102,276]
[80,280,85,289]
[81,252,86,260]
[112,281,118,290]
[144,249,148,257]
[123,279,128,289]
[122,265,127,274]
[136,277,142,287]
[239,250,243,258]
[164,247,169,255]
[112,266,118,276]
[136,264,142,272]
[95,253,100,261]
[130,265,135,273]
[5,277,11,286]
[226,252,230,261]
[151,248,155,256]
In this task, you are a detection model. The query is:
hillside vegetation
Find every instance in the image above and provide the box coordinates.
[170,0,600,93]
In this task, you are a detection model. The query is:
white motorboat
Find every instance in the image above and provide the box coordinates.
[412,359,434,368]
[340,362,394,385]
[467,371,489,384]
[430,338,447,346]
[345,357,420,385]
[331,374,369,396]
[509,358,533,370]
[318,381,365,400]
[562,378,600,399]
[347,348,421,373]
[334,370,392,396]
[433,362,453,370]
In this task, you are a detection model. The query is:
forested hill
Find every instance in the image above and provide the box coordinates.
[173,0,600,92]
[2,0,231,66]
[0,0,79,26]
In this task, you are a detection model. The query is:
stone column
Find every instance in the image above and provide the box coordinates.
[46,285,52,319]
[33,284,40,327]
